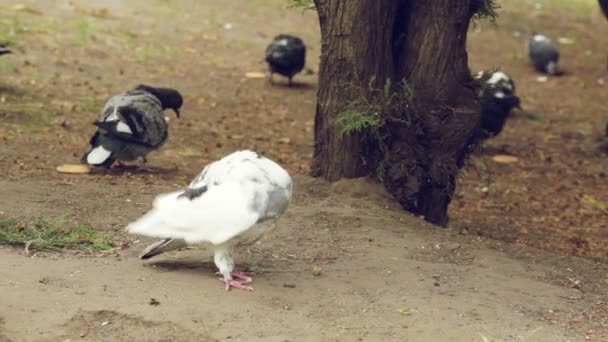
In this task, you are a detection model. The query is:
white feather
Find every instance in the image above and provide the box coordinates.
[116,121,133,134]
[532,34,550,43]
[494,91,506,98]
[487,71,510,86]
[105,109,119,122]
[86,145,112,165]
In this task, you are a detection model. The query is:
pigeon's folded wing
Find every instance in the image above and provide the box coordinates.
[127,181,261,245]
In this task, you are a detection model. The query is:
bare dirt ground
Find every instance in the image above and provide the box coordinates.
[0,0,607,341]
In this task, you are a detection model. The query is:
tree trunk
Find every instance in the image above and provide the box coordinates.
[311,0,481,226]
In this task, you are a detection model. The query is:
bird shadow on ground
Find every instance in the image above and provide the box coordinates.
[0,84,24,96]
[146,257,270,276]
[268,81,315,90]
[89,165,179,176]
[478,145,515,156]
[145,259,217,273]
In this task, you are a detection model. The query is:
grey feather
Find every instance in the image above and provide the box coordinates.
[140,238,188,259]
[528,34,560,75]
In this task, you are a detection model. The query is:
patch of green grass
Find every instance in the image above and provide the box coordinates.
[0,58,16,71]
[289,0,315,10]
[0,217,114,252]
[337,76,413,136]
[136,43,162,58]
[22,107,51,127]
[534,0,595,11]
[0,15,27,45]
[71,18,96,45]
[0,15,58,46]
[336,109,380,135]
[506,0,596,18]
[336,76,414,180]
[81,97,101,113]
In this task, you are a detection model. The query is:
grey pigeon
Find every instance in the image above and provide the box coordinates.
[0,44,11,56]
[474,70,521,138]
[600,0,608,19]
[528,34,560,75]
[81,84,183,171]
[265,34,306,86]
[127,150,293,291]
[599,0,608,69]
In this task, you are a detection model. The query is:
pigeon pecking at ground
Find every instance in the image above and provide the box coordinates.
[599,0,608,69]
[127,150,293,291]
[265,34,306,86]
[81,84,183,172]
[0,44,11,56]
[474,70,522,138]
[528,33,560,75]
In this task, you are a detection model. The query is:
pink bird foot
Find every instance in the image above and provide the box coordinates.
[219,277,253,291]
[231,271,254,283]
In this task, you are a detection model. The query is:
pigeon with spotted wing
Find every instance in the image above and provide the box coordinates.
[265,34,306,86]
[474,70,521,138]
[81,84,183,171]
[127,150,293,291]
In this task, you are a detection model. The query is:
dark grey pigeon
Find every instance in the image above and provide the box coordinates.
[528,34,560,75]
[81,84,183,171]
[474,70,521,138]
[599,0,608,69]
[265,34,306,86]
[0,44,11,56]
[600,0,608,20]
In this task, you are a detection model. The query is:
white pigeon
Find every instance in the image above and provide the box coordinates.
[127,150,293,291]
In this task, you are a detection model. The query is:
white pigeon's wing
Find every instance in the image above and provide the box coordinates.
[127,181,261,245]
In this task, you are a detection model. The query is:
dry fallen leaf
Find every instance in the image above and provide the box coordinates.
[12,3,42,15]
[245,72,266,79]
[56,164,91,174]
[580,195,608,214]
[399,308,412,316]
[69,1,111,18]
[491,155,519,164]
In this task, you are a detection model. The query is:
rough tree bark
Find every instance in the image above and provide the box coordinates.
[311,0,484,226]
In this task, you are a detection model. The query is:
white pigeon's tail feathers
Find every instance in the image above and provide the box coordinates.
[127,181,260,245]
[140,238,188,259]
[126,190,186,237]
[152,190,185,209]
